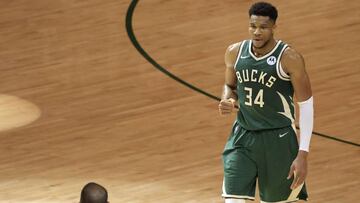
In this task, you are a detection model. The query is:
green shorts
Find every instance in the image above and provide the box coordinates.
[222,121,308,202]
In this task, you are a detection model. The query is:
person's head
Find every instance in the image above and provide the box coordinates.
[248,2,278,48]
[80,182,108,203]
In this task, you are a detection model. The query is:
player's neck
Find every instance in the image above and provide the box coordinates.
[252,38,277,57]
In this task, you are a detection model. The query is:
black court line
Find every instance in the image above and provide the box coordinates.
[125,0,360,148]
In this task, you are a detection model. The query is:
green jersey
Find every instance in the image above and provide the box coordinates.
[234,40,295,130]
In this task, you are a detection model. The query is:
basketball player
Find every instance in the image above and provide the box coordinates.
[218,2,314,203]
[80,182,109,203]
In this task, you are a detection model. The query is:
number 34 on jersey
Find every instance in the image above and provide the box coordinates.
[244,87,264,108]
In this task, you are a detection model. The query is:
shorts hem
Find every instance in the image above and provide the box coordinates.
[260,198,300,203]
[222,194,255,200]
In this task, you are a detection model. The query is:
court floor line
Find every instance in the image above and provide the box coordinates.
[125,0,360,148]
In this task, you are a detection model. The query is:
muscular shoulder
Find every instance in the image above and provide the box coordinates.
[281,47,305,74]
[225,42,242,68]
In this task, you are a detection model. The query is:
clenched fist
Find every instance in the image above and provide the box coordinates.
[218,98,238,115]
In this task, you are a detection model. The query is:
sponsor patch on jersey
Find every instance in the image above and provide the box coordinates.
[267,56,277,65]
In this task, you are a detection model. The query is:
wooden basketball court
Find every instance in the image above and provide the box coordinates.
[0,0,359,202]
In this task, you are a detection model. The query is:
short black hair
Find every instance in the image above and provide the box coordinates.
[80,182,108,203]
[249,2,278,22]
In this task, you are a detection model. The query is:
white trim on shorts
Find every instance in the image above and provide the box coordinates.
[222,179,255,200]
[222,194,256,200]
[260,182,306,203]
[260,199,298,203]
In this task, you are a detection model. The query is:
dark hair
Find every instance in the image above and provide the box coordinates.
[249,2,278,22]
[80,182,108,203]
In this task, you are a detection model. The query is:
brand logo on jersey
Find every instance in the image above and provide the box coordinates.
[279,132,289,138]
[267,56,276,65]
[240,55,250,59]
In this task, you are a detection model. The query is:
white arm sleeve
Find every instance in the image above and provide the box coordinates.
[298,96,314,152]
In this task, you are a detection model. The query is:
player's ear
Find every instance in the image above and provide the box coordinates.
[272,24,277,33]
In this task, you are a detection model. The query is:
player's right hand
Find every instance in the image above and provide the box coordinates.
[218,98,237,115]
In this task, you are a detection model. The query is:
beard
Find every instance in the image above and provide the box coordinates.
[253,38,270,49]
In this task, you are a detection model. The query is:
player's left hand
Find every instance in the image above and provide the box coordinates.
[287,150,308,190]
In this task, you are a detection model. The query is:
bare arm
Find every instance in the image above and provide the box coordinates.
[222,43,240,100]
[282,47,313,190]
[282,48,312,102]
[219,42,241,115]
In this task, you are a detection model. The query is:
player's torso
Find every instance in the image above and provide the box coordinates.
[234,40,295,130]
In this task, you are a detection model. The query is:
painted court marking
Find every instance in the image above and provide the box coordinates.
[0,94,41,132]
